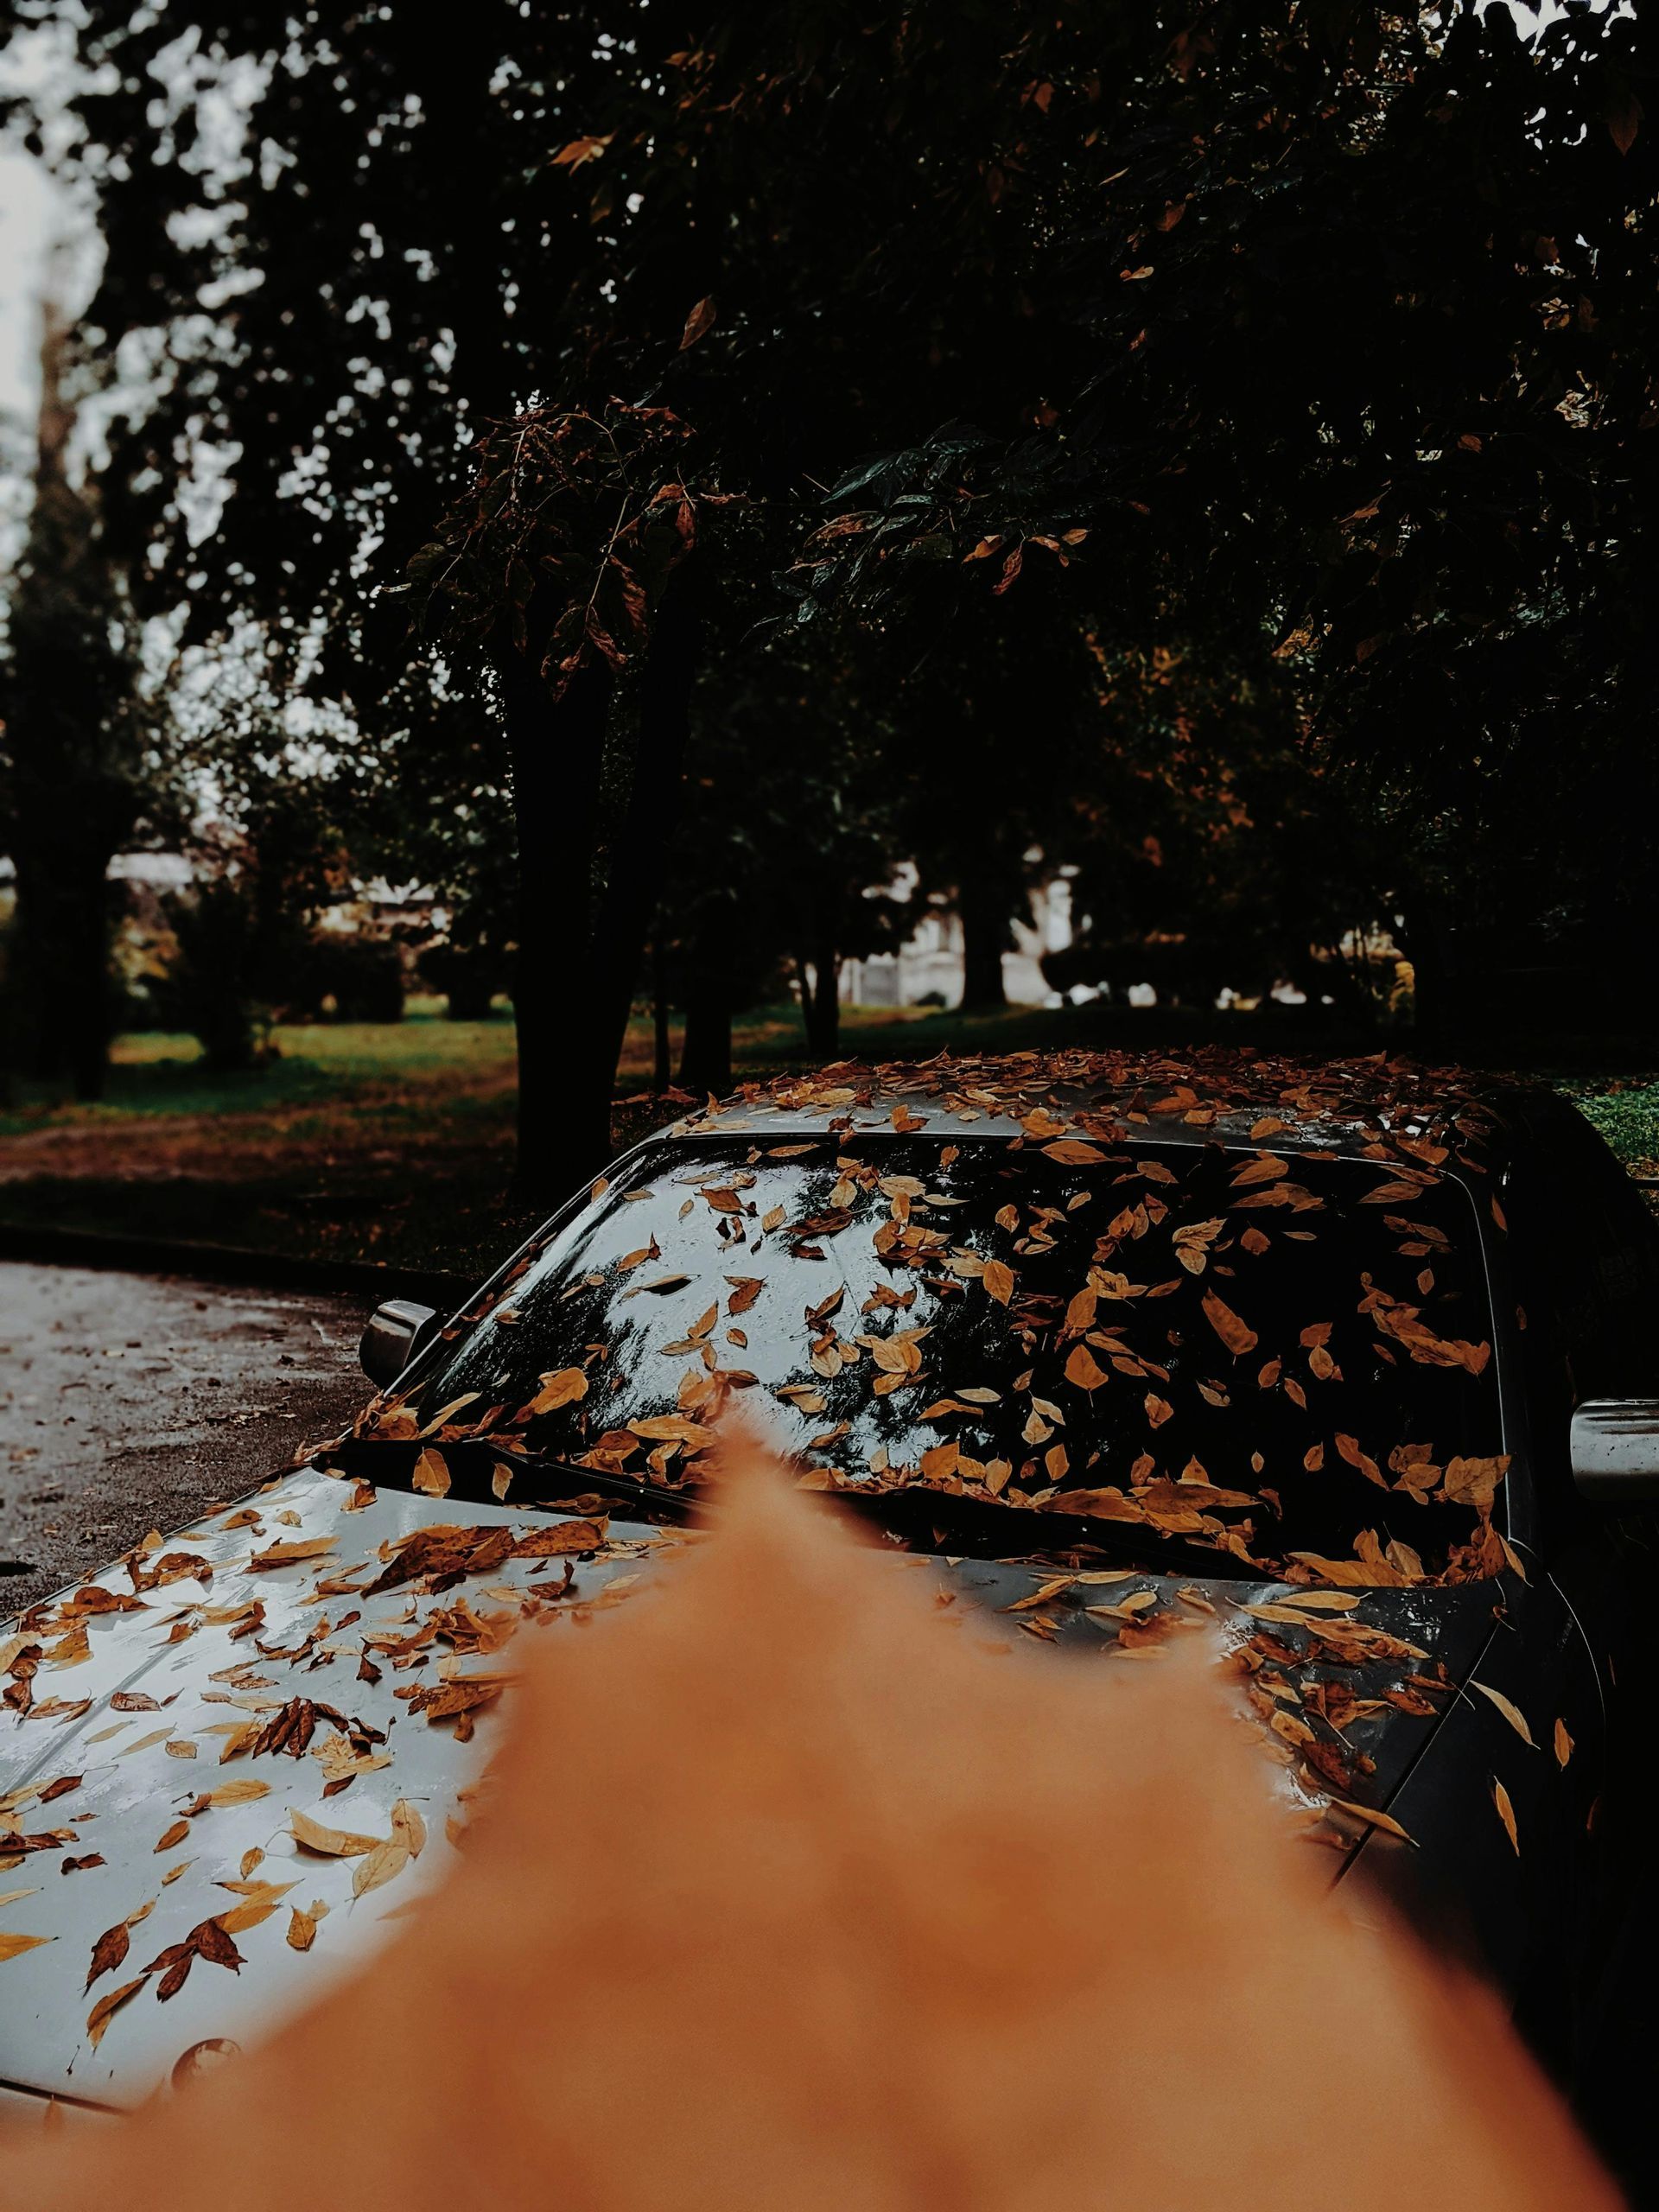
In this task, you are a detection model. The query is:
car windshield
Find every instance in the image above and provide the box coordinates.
[365,1133,1507,1585]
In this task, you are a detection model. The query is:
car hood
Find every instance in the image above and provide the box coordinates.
[0,1466,1498,2113]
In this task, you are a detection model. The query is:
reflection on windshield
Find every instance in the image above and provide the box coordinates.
[362,1135,1506,1586]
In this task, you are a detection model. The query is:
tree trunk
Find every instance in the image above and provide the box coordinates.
[10,845,118,1100]
[678,966,732,1096]
[593,575,703,1087]
[804,944,840,1057]
[500,648,613,1204]
[652,937,671,1092]
[958,874,1009,1011]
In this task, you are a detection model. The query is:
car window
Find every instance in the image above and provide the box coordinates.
[371,1133,1507,1586]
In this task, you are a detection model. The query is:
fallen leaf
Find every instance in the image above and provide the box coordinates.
[411,1450,452,1499]
[1554,1719,1573,1769]
[289,1808,387,1859]
[1492,1777,1520,1854]
[1200,1289,1257,1357]
[0,1930,52,1963]
[524,1369,588,1415]
[1471,1683,1535,1748]
[86,1976,146,2049]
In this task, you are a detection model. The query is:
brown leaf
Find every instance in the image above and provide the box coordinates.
[679,295,716,350]
[246,1537,337,1573]
[525,1368,588,1415]
[1554,1719,1573,1769]
[982,1260,1015,1306]
[1041,1141,1106,1166]
[286,1903,321,1951]
[1200,1290,1257,1357]
[155,1821,191,1853]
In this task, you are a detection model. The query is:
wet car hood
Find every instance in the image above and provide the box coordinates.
[0,1466,1500,2113]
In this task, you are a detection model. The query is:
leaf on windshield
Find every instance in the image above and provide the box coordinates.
[525,1368,588,1414]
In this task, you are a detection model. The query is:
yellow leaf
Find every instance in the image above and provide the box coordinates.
[1471,1682,1535,1748]
[0,1929,52,1963]
[1064,1344,1109,1392]
[525,1368,588,1415]
[286,1904,320,1952]
[1041,1140,1106,1166]
[1325,1798,1414,1845]
[352,1840,411,1898]
[289,1808,387,1859]
[86,1976,146,2048]
[1554,1719,1573,1769]
[246,1536,337,1573]
[982,1260,1015,1305]
[412,1449,451,1499]
[1492,1777,1520,1854]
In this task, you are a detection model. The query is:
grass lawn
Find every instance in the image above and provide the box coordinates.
[2,995,1655,1287]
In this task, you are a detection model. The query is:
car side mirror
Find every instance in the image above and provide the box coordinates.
[1570,1399,1659,1503]
[359,1299,441,1389]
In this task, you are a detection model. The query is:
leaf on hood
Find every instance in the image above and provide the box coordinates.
[1491,1777,1520,1854]
[155,1820,191,1853]
[86,1974,147,2050]
[289,1808,387,1859]
[1041,1140,1106,1166]
[84,1897,156,1993]
[1471,1682,1535,1747]
[0,1930,52,1964]
[286,1901,327,1952]
[246,1537,338,1573]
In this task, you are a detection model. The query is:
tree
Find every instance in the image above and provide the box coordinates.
[0,297,158,1099]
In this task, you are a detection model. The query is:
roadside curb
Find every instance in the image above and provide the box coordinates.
[0,1222,471,1312]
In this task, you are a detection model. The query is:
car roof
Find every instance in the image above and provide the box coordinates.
[668,1047,1548,1166]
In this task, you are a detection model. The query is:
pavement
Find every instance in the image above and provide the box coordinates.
[0,1262,371,1619]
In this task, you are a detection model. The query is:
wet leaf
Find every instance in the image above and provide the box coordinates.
[524,1368,588,1414]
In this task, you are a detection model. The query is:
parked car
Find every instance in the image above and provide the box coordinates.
[4,1051,1658,2176]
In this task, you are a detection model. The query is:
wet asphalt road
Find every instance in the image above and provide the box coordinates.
[0,1262,371,1619]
